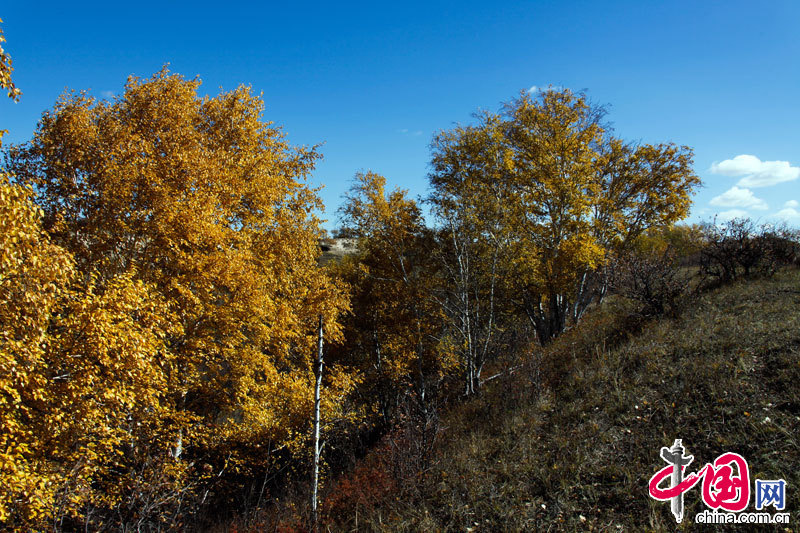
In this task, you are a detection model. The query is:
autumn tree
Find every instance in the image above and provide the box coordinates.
[0,172,186,531]
[336,171,452,429]
[5,68,356,525]
[430,89,700,344]
[426,114,525,395]
[0,48,188,528]
[0,176,69,525]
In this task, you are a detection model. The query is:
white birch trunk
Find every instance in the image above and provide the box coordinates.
[311,315,324,531]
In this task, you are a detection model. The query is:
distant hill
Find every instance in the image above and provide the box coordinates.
[319,238,358,266]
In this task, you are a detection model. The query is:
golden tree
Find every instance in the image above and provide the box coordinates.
[337,172,452,422]
[430,89,700,344]
[6,68,355,525]
[0,173,193,529]
[427,113,521,394]
[0,177,71,524]
[1,48,188,527]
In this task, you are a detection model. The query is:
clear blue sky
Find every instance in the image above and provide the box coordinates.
[2,1,799,229]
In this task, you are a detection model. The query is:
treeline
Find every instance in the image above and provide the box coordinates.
[1,46,797,531]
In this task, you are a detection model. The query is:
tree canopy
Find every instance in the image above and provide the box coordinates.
[429,89,700,344]
[3,68,357,528]
[336,172,450,416]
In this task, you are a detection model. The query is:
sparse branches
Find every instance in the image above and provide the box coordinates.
[0,18,21,102]
[609,246,692,317]
[699,218,800,285]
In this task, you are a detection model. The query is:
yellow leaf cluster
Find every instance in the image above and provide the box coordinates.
[0,176,185,525]
[335,172,450,416]
[0,18,20,103]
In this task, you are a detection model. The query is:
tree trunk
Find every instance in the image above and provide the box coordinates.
[311,315,324,532]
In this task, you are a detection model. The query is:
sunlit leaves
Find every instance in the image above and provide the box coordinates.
[430,89,700,343]
[0,176,181,526]
[337,172,448,414]
[3,67,354,528]
[0,18,20,102]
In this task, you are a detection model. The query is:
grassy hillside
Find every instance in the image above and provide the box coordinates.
[325,269,800,531]
[319,238,358,265]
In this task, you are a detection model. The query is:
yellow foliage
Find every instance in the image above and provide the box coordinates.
[0,18,20,103]
[3,68,356,527]
[430,89,700,343]
[0,176,68,524]
[336,172,449,412]
[633,223,705,259]
[0,176,184,526]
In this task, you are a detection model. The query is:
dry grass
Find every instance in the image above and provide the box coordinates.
[328,268,800,531]
[319,238,358,266]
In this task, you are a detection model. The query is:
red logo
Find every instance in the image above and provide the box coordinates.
[649,440,750,522]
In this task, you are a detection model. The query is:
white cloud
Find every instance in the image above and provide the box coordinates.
[100,90,115,99]
[710,186,768,210]
[715,209,749,221]
[528,85,563,94]
[710,154,800,188]
[784,200,799,208]
[775,207,800,220]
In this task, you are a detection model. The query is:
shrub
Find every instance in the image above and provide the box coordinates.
[609,247,692,317]
[699,218,800,285]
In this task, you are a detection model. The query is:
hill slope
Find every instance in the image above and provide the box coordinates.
[332,269,800,531]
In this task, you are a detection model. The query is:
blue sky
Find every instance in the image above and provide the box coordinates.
[2,1,799,229]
